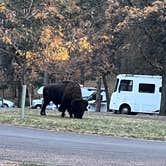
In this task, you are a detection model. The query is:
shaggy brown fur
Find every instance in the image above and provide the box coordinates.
[40,81,88,118]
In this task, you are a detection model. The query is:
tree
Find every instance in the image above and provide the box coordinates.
[120,1,166,115]
[105,0,166,115]
[0,0,45,106]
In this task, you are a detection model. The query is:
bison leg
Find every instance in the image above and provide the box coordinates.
[40,101,49,116]
[67,107,73,118]
[59,104,67,118]
[61,112,65,118]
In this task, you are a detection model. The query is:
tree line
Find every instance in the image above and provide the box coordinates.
[0,0,165,115]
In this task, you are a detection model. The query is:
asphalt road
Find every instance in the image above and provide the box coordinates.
[0,125,166,166]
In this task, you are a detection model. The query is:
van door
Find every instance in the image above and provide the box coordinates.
[110,79,134,112]
[117,79,134,110]
[137,83,158,113]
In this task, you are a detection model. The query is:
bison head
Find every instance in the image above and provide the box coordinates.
[71,99,88,119]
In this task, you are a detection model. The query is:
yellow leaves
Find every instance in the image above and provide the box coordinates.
[127,7,143,20]
[48,6,58,13]
[57,0,65,2]
[35,1,64,20]
[2,36,12,45]
[144,7,157,17]
[34,3,59,20]
[40,26,53,44]
[64,0,80,13]
[50,36,63,49]
[39,28,92,63]
[15,50,36,60]
[0,2,16,20]
[54,47,69,61]
[100,35,110,41]
[16,49,23,56]
[43,47,69,61]
[0,3,6,11]
[34,12,48,19]
[78,37,92,52]
[40,25,69,62]
[26,51,36,59]
[40,26,64,45]
[66,41,74,50]
[144,1,164,17]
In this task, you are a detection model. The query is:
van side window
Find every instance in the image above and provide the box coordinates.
[114,79,119,92]
[139,84,155,93]
[159,87,162,93]
[119,80,133,91]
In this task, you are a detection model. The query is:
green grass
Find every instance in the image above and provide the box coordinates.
[20,164,44,166]
[0,108,166,141]
[0,162,45,166]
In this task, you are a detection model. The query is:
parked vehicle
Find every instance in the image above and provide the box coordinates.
[31,98,57,110]
[83,88,107,112]
[110,74,162,114]
[81,87,97,100]
[87,90,106,103]
[0,98,15,108]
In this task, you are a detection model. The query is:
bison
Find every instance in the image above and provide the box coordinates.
[40,81,88,119]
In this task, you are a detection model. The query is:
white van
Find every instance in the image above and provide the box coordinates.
[110,74,162,114]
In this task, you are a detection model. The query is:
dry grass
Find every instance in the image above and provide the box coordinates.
[0,161,44,166]
[0,108,166,141]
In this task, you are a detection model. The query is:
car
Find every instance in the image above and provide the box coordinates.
[31,98,57,110]
[81,87,97,100]
[85,90,107,112]
[0,98,15,108]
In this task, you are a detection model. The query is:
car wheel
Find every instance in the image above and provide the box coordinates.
[120,105,131,114]
[35,105,41,109]
[3,104,8,108]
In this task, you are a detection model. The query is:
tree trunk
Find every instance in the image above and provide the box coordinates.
[160,72,166,116]
[80,67,85,86]
[95,76,101,112]
[17,81,22,108]
[28,85,32,108]
[102,74,110,112]
[43,71,49,85]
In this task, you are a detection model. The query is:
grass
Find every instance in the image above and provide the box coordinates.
[0,108,166,141]
[20,164,44,166]
[0,162,44,166]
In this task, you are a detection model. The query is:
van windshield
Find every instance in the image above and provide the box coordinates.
[119,80,133,91]
[114,79,119,92]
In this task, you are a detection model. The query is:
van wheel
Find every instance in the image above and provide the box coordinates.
[113,110,121,114]
[120,105,131,114]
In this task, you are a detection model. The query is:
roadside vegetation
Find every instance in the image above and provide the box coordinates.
[0,108,166,141]
[0,162,44,166]
[20,164,44,166]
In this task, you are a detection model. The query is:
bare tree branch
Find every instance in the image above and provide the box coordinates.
[25,0,34,18]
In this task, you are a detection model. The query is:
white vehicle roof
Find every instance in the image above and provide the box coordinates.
[117,74,162,87]
[117,74,162,79]
[37,86,44,94]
